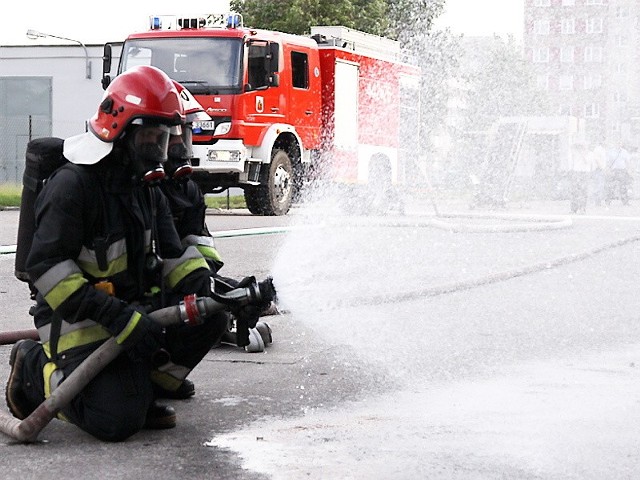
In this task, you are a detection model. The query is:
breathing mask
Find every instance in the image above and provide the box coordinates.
[126,122,172,184]
[166,124,194,180]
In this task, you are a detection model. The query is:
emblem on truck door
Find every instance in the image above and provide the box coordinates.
[256,96,264,113]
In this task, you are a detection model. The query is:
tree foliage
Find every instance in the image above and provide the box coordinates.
[443,37,553,193]
[411,30,461,154]
[230,0,389,36]
[230,0,445,38]
[386,0,445,43]
[463,37,550,132]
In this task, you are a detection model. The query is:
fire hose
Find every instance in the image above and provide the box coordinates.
[0,329,39,345]
[0,276,275,443]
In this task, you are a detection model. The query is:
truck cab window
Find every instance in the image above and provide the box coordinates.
[123,46,153,69]
[248,43,269,90]
[120,38,242,94]
[291,51,309,89]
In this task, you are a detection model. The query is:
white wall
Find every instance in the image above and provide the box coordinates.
[0,43,121,139]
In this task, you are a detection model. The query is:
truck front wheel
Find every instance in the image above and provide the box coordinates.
[244,149,293,216]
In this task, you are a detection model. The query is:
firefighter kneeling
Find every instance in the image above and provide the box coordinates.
[159,81,276,353]
[4,66,268,442]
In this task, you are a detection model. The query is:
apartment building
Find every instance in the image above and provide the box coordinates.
[524,0,640,147]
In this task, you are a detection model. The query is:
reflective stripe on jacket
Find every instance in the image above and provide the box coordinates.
[181,234,223,265]
[26,161,211,358]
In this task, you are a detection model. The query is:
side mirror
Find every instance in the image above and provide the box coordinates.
[268,42,280,73]
[268,73,280,87]
[101,43,113,90]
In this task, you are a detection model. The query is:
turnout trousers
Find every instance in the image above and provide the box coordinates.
[18,312,228,441]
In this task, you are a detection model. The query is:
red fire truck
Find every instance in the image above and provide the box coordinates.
[102,13,421,215]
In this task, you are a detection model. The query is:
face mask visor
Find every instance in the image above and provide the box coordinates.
[128,123,171,183]
[166,125,194,179]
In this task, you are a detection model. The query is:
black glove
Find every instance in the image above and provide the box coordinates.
[133,314,165,363]
[235,305,261,330]
[115,307,165,363]
[232,276,267,330]
[225,276,275,347]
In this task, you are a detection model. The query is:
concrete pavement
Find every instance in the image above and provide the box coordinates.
[1,199,640,478]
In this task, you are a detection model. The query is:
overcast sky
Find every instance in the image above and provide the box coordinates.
[0,0,522,46]
[436,0,524,38]
[0,0,231,45]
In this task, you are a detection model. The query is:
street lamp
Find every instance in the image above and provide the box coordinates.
[26,29,92,79]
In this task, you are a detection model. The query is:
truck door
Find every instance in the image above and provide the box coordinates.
[243,40,284,144]
[334,60,359,151]
[286,47,322,150]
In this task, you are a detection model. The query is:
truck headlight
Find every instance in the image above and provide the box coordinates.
[214,122,232,136]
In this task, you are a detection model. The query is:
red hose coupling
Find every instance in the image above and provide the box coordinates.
[181,294,202,326]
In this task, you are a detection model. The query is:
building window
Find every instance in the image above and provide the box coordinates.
[559,105,572,116]
[559,75,574,91]
[586,18,604,34]
[616,35,628,47]
[560,46,575,63]
[616,6,629,17]
[613,91,627,102]
[0,77,53,183]
[534,0,551,6]
[536,74,549,90]
[584,103,600,118]
[584,46,602,63]
[583,74,602,89]
[534,20,550,35]
[561,18,576,34]
[562,0,575,5]
[533,47,549,63]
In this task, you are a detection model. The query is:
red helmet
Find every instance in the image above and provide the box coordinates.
[165,81,213,179]
[172,80,211,123]
[90,65,185,142]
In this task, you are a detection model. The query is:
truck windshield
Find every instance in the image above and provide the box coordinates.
[120,38,243,95]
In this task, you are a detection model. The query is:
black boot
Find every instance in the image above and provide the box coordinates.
[153,378,195,400]
[144,400,176,429]
[5,339,40,420]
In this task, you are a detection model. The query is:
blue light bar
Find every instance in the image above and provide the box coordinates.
[226,13,242,29]
[150,16,162,30]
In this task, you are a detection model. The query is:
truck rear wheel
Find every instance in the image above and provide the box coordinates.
[244,149,293,216]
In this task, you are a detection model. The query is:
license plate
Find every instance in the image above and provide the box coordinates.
[206,150,231,162]
[217,151,230,161]
[193,120,214,130]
